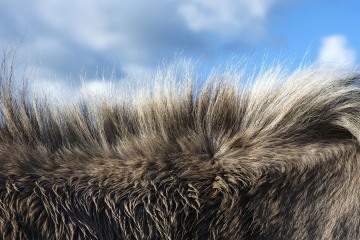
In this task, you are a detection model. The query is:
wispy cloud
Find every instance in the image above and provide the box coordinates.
[178,0,278,39]
[317,35,357,67]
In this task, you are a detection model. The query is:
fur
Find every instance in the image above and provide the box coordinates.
[0,54,360,239]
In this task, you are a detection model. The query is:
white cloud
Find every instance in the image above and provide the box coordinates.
[31,78,119,105]
[80,80,114,98]
[34,0,121,51]
[317,35,357,67]
[30,78,76,105]
[178,0,278,38]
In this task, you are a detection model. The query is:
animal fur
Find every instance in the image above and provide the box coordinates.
[0,54,360,239]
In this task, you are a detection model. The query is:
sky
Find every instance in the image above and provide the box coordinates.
[0,0,359,98]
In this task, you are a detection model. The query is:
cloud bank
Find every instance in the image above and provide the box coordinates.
[0,0,284,80]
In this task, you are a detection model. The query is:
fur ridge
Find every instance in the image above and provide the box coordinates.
[1,54,360,239]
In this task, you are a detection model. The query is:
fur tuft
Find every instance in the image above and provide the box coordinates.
[1,54,360,239]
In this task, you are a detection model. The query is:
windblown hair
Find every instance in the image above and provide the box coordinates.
[0,54,360,239]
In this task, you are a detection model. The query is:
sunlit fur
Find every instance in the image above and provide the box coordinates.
[1,54,360,239]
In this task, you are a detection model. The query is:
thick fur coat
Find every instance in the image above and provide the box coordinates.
[0,55,360,239]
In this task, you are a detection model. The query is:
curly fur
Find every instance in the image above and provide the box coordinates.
[0,54,360,239]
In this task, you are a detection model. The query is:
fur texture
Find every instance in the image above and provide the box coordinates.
[0,55,360,239]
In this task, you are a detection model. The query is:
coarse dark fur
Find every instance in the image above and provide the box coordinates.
[0,53,360,239]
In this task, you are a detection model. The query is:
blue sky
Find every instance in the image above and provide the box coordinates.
[0,0,359,97]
